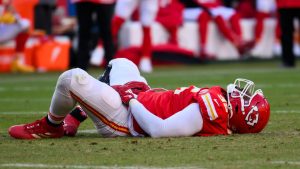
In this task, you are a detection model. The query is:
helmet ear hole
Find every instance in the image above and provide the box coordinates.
[235,105,239,114]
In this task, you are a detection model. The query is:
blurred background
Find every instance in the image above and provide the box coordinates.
[0,0,299,73]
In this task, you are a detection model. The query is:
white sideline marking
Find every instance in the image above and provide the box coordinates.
[273,110,300,114]
[271,161,300,165]
[78,129,98,134]
[0,86,53,92]
[0,112,47,115]
[0,163,202,169]
[0,98,50,102]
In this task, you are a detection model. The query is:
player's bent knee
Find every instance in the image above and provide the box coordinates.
[99,85,123,110]
[56,69,73,89]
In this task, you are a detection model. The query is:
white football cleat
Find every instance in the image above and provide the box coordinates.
[139,57,153,73]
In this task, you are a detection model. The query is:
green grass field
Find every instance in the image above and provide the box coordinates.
[0,60,300,169]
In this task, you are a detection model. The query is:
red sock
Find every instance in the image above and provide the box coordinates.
[198,12,210,49]
[215,15,237,44]
[111,15,125,42]
[168,26,178,45]
[229,13,242,38]
[15,32,29,52]
[47,112,65,125]
[255,12,270,41]
[141,26,152,58]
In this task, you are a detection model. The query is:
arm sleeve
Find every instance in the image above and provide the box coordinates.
[129,99,203,138]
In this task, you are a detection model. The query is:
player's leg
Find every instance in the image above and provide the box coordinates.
[64,58,147,136]
[9,68,130,139]
[255,0,277,42]
[11,31,35,73]
[8,70,76,139]
[68,68,130,137]
[228,13,242,39]
[112,0,138,43]
[197,10,211,59]
[63,106,87,136]
[96,3,115,65]
[139,0,159,73]
[211,7,238,45]
[212,6,254,55]
[75,2,94,70]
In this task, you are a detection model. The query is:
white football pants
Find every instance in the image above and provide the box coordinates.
[49,58,147,137]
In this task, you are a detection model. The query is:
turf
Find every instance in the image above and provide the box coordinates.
[0,59,300,169]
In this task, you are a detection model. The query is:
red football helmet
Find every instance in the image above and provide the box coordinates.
[227,78,270,134]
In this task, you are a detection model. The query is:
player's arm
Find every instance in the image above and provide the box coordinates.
[129,99,203,138]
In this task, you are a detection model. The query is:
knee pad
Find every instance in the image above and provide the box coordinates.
[56,69,73,90]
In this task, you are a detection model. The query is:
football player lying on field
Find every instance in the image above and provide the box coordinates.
[8,58,270,139]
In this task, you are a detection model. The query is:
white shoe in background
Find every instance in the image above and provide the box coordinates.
[90,44,104,66]
[139,57,153,73]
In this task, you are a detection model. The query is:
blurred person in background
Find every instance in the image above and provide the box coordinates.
[180,0,254,59]
[0,0,34,72]
[72,0,116,70]
[235,0,280,49]
[156,0,184,45]
[195,0,254,59]
[276,0,300,68]
[52,1,77,68]
[34,0,57,35]
[235,0,256,20]
[254,0,278,44]
[112,0,158,73]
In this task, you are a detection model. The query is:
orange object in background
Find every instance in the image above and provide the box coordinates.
[0,43,15,72]
[33,38,70,72]
[0,37,70,73]
[12,0,39,32]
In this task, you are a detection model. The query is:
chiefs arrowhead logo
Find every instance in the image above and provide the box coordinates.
[245,106,259,126]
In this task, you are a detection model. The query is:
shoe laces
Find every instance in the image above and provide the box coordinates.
[24,120,45,133]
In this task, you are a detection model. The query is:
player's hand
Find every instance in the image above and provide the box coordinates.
[112,85,137,104]
[121,89,137,105]
[112,81,150,105]
[123,81,150,95]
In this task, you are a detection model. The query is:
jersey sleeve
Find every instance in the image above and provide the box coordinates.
[194,86,229,136]
[128,99,203,138]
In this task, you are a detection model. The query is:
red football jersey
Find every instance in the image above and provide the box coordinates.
[71,0,115,4]
[276,0,300,8]
[194,0,222,8]
[133,86,229,136]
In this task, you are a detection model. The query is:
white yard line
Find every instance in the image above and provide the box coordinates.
[0,111,47,115]
[0,163,202,169]
[271,161,300,165]
[272,110,300,114]
[78,129,98,134]
[0,87,53,92]
[0,98,50,102]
